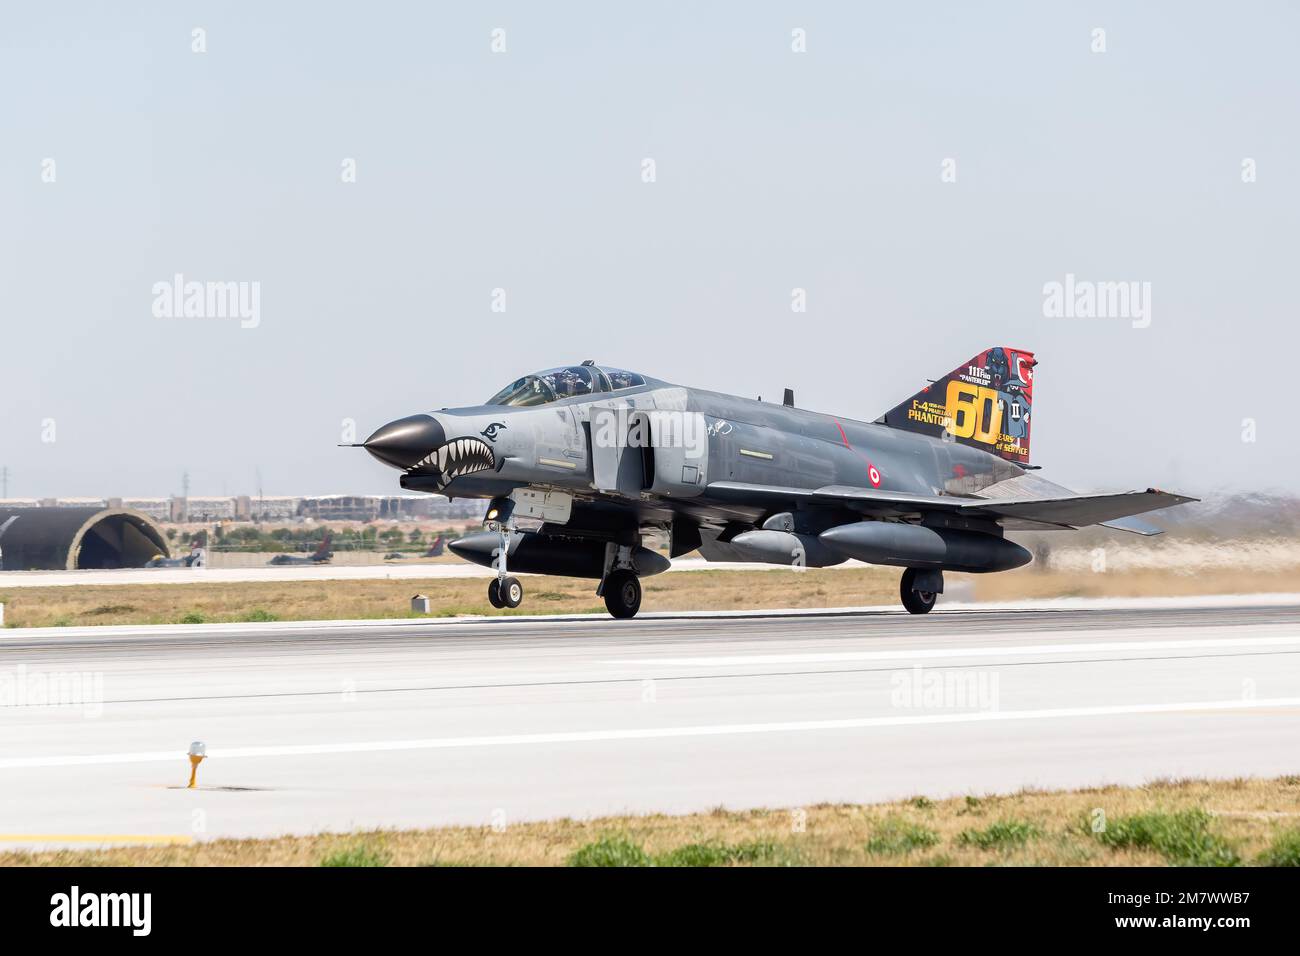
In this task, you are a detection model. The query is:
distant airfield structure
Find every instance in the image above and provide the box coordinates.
[0,494,485,524]
[0,506,170,571]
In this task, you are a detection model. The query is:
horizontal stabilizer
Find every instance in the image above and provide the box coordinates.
[1099,514,1164,536]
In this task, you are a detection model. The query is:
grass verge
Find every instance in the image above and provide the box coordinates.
[2,566,1298,628]
[1088,808,1240,866]
[5,776,1300,867]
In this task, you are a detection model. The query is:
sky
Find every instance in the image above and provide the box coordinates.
[2,2,1297,498]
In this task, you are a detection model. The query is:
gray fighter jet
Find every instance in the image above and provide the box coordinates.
[267,533,333,566]
[145,543,206,569]
[358,348,1194,618]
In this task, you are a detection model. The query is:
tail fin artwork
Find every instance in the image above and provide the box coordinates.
[877,347,1036,464]
[313,532,333,559]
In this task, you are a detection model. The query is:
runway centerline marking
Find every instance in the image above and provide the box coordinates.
[4,697,1299,770]
[598,634,1300,667]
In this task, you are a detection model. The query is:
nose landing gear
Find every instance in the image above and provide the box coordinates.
[485,501,524,611]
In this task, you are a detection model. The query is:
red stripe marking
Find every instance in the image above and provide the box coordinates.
[834,419,882,486]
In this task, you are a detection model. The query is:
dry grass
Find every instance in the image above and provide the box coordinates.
[2,565,1297,629]
[972,566,1300,602]
[6,776,1300,867]
[0,567,903,628]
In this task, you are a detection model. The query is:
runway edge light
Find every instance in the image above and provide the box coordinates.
[187,740,207,789]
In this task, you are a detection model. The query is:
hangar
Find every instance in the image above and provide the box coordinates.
[0,507,170,571]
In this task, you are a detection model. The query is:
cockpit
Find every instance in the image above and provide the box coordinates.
[486,363,648,407]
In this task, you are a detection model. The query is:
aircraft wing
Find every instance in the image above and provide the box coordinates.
[964,473,1191,535]
[964,489,1194,531]
[704,480,1196,535]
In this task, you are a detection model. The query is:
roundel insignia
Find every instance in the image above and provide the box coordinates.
[868,464,882,487]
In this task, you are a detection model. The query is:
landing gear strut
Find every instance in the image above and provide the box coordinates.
[900,567,940,615]
[486,513,523,610]
[603,569,642,619]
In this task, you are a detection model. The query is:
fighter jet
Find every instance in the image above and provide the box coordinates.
[267,533,333,566]
[382,535,446,560]
[145,542,206,569]
[357,350,1194,618]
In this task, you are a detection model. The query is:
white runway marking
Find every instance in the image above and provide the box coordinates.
[5,696,1298,771]
[604,634,1300,667]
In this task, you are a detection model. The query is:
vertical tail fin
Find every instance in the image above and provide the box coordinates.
[876,347,1036,464]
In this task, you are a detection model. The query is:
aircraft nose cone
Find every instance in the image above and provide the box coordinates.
[363,414,445,470]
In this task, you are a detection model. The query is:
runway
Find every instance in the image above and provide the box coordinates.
[2,597,1299,847]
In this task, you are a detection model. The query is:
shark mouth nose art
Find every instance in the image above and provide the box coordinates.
[412,437,497,487]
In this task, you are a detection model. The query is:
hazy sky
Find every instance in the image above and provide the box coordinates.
[3,2,1297,498]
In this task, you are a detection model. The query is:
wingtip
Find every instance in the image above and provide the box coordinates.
[1144,487,1199,505]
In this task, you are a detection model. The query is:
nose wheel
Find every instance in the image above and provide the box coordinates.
[488,576,523,609]
[602,569,642,619]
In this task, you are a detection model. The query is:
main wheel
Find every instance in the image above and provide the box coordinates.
[900,568,937,615]
[603,570,642,619]
[487,578,505,608]
[500,575,524,609]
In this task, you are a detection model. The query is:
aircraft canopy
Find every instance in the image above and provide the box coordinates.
[486,365,647,407]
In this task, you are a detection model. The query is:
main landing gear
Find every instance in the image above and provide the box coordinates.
[602,569,642,618]
[900,567,941,615]
[597,541,643,619]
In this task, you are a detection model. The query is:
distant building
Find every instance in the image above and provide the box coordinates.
[123,498,171,521]
[298,495,384,521]
[296,495,485,522]
[0,494,485,524]
[251,497,299,521]
[184,497,238,521]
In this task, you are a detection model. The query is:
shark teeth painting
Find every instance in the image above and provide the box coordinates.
[409,437,496,488]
